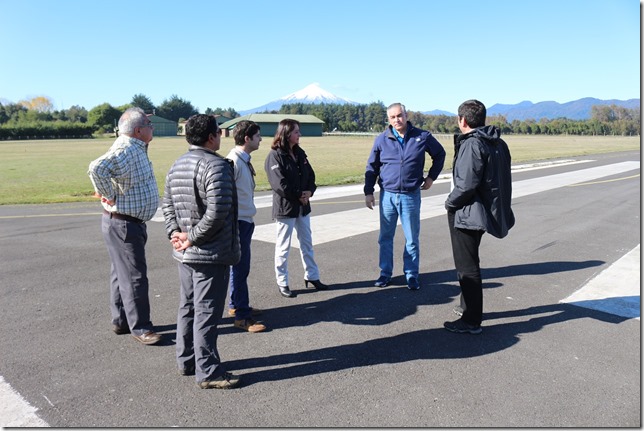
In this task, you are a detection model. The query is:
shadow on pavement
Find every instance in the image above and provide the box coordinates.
[226,300,629,387]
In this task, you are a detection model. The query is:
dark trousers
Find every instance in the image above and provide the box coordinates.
[228,221,255,320]
[102,214,153,336]
[447,211,484,326]
[176,262,229,383]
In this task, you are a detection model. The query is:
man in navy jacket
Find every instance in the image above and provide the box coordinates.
[364,103,446,290]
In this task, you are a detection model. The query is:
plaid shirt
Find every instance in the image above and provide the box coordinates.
[88,135,159,221]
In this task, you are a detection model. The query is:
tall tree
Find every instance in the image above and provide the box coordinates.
[156,95,198,122]
[88,103,122,133]
[131,94,155,114]
[19,96,54,113]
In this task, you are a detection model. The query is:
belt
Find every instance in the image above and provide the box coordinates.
[103,210,144,224]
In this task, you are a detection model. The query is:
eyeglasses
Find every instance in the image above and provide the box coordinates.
[139,122,154,129]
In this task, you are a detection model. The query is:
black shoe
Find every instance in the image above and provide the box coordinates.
[112,324,130,335]
[443,319,482,334]
[179,367,195,376]
[304,279,328,290]
[406,277,420,290]
[279,285,297,298]
[374,276,390,287]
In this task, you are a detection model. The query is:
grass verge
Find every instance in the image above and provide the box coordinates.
[0,134,638,205]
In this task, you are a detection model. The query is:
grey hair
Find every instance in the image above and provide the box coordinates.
[387,102,407,115]
[118,107,147,136]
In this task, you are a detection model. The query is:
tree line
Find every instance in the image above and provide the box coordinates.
[0,94,639,140]
[277,102,640,136]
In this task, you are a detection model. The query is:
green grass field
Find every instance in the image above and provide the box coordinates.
[0,134,639,205]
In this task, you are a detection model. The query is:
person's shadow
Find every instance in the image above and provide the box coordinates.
[217,258,637,386]
[225,300,632,386]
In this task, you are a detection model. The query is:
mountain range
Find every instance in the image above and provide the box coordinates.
[239,83,640,121]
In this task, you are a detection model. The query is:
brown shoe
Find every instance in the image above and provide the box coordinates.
[132,331,161,345]
[198,372,241,389]
[234,319,266,333]
[228,307,262,317]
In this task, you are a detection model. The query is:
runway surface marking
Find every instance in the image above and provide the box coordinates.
[560,244,640,320]
[251,161,640,247]
[148,159,590,222]
[0,376,49,427]
[0,160,638,427]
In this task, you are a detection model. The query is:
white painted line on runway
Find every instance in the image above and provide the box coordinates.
[149,159,593,222]
[252,161,640,247]
[512,161,640,198]
[560,245,640,320]
[0,376,49,427]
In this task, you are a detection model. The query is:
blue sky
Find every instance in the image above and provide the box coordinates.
[0,0,639,113]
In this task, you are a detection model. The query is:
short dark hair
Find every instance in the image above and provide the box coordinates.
[185,114,219,147]
[271,118,300,151]
[232,120,261,146]
[458,99,486,129]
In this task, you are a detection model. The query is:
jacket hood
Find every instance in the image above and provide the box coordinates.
[455,125,502,146]
[473,125,501,142]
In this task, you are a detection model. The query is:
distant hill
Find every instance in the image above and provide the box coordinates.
[423,109,455,116]
[240,84,639,122]
[486,98,640,121]
[423,98,639,120]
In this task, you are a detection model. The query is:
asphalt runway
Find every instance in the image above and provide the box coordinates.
[0,150,640,427]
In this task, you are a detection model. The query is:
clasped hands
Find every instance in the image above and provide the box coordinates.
[170,231,192,251]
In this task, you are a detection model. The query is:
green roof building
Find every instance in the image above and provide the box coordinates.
[148,115,178,136]
[219,114,325,137]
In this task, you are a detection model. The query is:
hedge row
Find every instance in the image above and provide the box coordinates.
[0,122,97,139]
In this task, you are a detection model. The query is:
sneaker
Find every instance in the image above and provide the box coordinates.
[374,276,390,287]
[443,319,482,334]
[407,277,420,290]
[234,319,267,333]
[198,372,241,389]
[131,331,162,345]
[228,307,262,317]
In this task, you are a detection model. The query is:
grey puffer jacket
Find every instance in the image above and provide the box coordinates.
[162,146,240,265]
[445,125,515,239]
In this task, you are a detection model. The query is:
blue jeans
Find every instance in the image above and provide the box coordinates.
[378,189,421,281]
[229,221,254,320]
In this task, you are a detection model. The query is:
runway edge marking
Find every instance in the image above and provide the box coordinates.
[0,375,49,427]
[560,244,640,320]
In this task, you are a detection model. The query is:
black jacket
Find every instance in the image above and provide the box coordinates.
[264,146,317,219]
[445,126,515,239]
[162,146,240,265]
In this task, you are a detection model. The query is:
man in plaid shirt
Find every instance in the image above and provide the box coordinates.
[88,107,161,345]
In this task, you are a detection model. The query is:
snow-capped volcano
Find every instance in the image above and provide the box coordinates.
[279,83,356,104]
[239,83,357,114]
